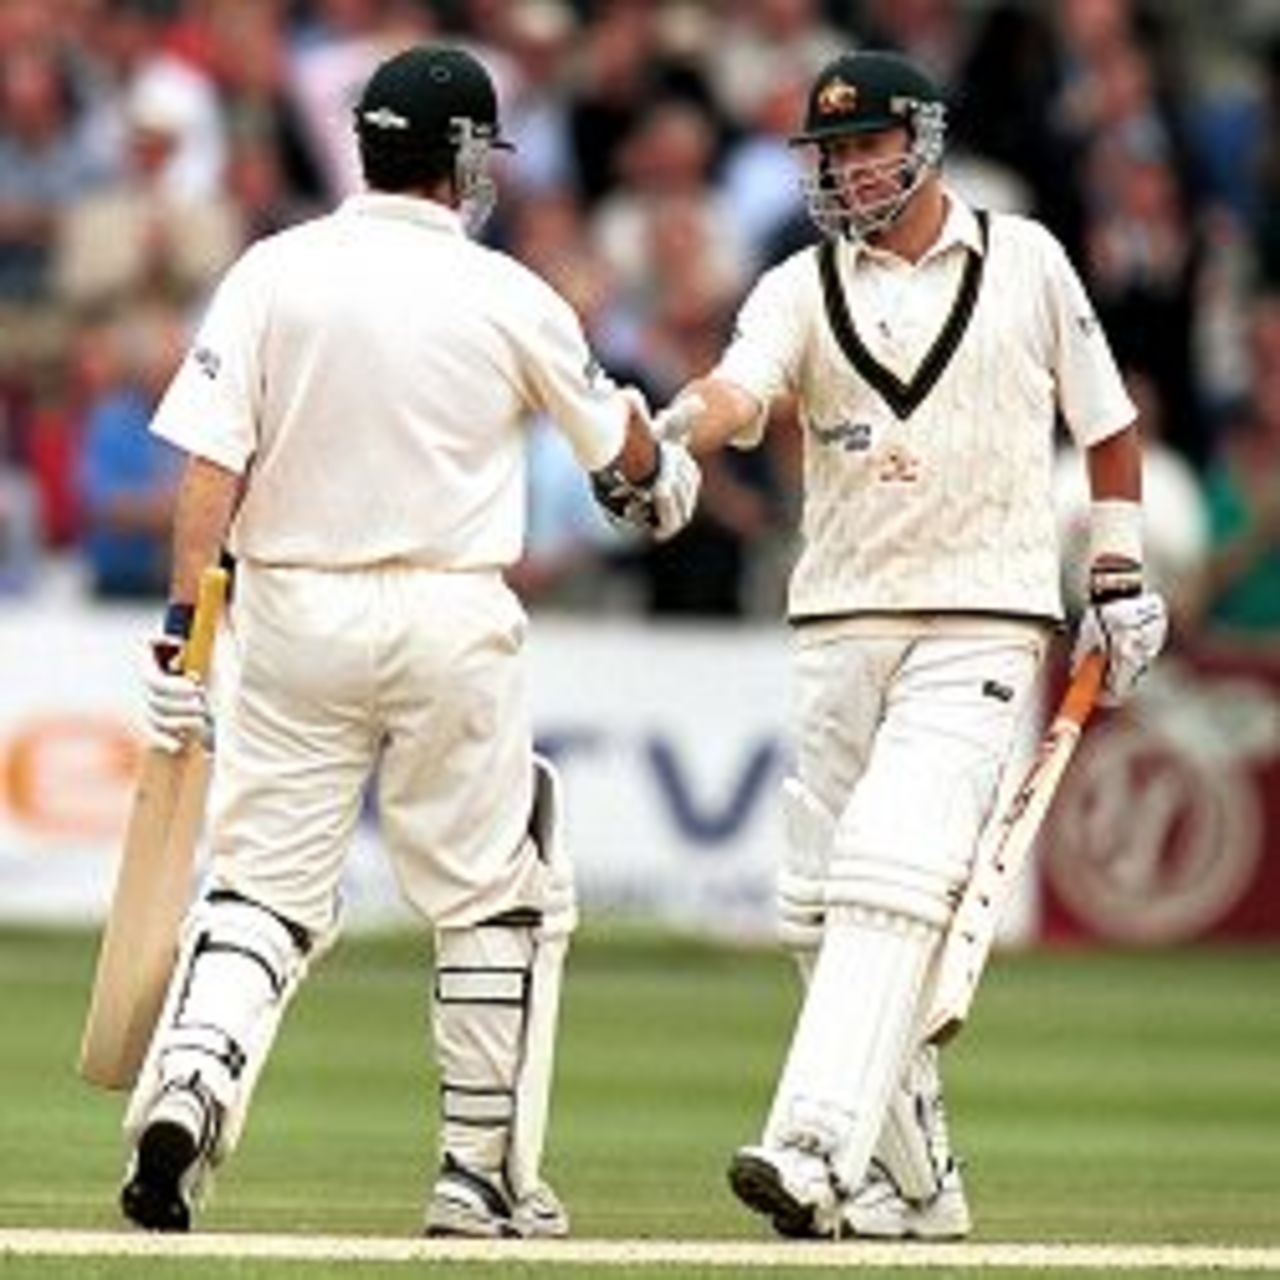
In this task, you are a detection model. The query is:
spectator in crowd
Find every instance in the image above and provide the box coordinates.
[203,0,329,211]
[1077,40,1211,468]
[76,307,185,600]
[0,405,40,595]
[857,0,969,85]
[720,72,811,269]
[222,129,323,244]
[80,0,229,203]
[498,0,577,198]
[54,79,243,312]
[566,1,717,207]
[0,44,113,301]
[708,0,845,127]
[953,4,1083,247]
[1242,39,1280,286]
[592,99,746,305]
[1193,295,1280,639]
[16,315,124,554]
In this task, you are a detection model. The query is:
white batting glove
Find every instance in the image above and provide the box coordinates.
[1072,590,1168,707]
[142,633,211,753]
[653,395,706,445]
[650,440,701,541]
[589,439,701,541]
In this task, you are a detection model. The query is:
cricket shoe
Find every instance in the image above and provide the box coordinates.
[425,1155,570,1239]
[727,1144,841,1239]
[841,1159,972,1240]
[120,1080,221,1232]
[512,1182,571,1239]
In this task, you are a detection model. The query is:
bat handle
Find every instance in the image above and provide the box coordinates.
[1060,650,1105,728]
[181,567,230,680]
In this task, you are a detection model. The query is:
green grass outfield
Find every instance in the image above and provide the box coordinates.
[1,925,1278,1278]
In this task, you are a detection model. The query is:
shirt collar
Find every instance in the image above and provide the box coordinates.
[847,187,985,266]
[339,192,466,237]
[935,189,985,256]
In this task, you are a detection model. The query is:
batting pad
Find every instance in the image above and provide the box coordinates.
[765,903,940,1196]
[875,1043,951,1201]
[125,895,310,1165]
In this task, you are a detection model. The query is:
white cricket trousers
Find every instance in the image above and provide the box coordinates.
[206,561,549,935]
[790,615,1051,881]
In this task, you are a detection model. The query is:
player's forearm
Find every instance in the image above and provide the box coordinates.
[168,454,242,605]
[1085,424,1141,503]
[672,377,766,454]
[1084,424,1143,578]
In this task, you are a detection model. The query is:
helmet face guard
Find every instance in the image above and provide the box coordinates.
[799,100,946,241]
[449,117,500,234]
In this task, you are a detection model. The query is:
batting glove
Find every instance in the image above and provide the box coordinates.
[649,440,701,541]
[652,394,706,445]
[142,604,211,753]
[590,440,702,542]
[1071,565,1168,707]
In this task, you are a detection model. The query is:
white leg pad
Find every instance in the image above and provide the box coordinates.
[434,921,534,1183]
[874,1043,953,1201]
[434,755,575,1209]
[768,901,939,1196]
[777,777,835,976]
[125,893,312,1166]
[510,754,574,1204]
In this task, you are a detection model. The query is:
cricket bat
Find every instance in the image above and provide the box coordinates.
[79,566,229,1090]
[923,651,1106,1045]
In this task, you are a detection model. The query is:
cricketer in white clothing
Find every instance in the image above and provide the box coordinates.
[657,50,1168,1240]
[118,45,699,1240]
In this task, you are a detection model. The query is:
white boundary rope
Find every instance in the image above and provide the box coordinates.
[2,1230,1280,1271]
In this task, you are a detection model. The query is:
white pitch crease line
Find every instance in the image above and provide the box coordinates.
[2,1231,1280,1270]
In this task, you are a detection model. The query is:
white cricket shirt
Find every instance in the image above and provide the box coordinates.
[714,193,1136,621]
[151,194,628,569]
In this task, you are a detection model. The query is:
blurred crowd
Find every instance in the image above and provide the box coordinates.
[0,0,1277,645]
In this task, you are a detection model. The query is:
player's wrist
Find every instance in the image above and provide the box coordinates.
[1087,499,1143,603]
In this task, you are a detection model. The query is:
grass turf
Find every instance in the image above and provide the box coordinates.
[1,925,1277,1277]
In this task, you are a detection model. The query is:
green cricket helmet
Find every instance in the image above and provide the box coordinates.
[354,45,513,232]
[790,50,947,240]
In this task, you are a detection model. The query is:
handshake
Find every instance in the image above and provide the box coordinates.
[590,396,705,543]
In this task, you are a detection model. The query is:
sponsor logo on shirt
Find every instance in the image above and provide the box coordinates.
[810,419,872,452]
[193,346,221,380]
[876,443,921,483]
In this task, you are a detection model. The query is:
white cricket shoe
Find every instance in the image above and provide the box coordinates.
[425,1155,570,1239]
[512,1182,571,1239]
[727,1144,841,1239]
[842,1159,972,1240]
[120,1080,221,1232]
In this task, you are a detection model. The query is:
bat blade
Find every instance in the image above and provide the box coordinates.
[78,749,210,1087]
[923,652,1105,1045]
[78,567,228,1090]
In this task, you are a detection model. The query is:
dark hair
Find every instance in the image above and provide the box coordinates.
[358,138,453,192]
